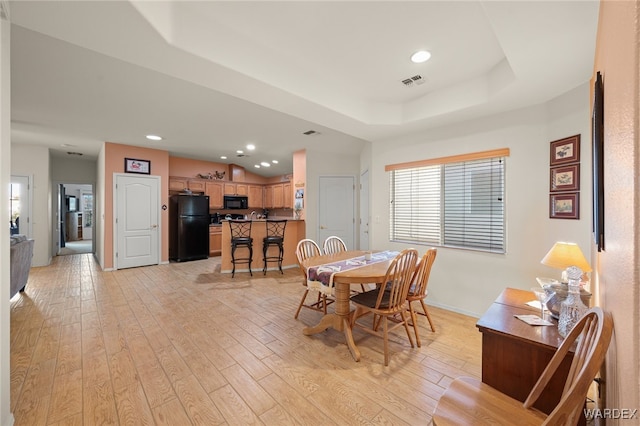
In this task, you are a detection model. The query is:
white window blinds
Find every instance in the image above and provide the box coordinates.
[388,149,507,254]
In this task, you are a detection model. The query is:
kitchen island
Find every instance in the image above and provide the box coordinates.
[220,219,305,274]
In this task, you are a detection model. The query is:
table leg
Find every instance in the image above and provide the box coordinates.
[301,282,361,362]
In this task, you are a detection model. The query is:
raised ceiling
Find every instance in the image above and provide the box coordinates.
[9,1,599,176]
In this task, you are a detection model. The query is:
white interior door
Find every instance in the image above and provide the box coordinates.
[115,174,160,269]
[318,176,355,250]
[359,170,370,250]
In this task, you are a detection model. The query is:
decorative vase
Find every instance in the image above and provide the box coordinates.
[558,266,588,338]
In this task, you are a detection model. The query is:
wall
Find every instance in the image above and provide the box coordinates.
[368,86,592,317]
[169,157,269,184]
[0,13,11,426]
[593,1,640,421]
[102,142,170,270]
[11,144,51,267]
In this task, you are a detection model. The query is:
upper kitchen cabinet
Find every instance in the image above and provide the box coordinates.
[169,177,188,192]
[206,182,224,209]
[248,185,263,209]
[224,183,248,195]
[188,180,206,192]
[283,182,292,209]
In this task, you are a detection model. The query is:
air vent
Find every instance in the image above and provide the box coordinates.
[303,130,317,135]
[67,151,83,156]
[401,74,425,87]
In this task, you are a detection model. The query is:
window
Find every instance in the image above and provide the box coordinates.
[387,148,508,253]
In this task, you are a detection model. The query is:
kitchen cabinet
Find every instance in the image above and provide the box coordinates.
[188,180,206,192]
[224,183,248,195]
[206,182,223,209]
[209,226,222,256]
[236,184,248,196]
[272,184,284,208]
[283,182,292,208]
[248,185,263,208]
[264,185,274,209]
[169,177,188,192]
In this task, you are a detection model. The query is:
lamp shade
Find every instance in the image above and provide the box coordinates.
[541,242,592,272]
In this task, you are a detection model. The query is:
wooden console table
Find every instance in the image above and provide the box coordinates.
[477,287,585,425]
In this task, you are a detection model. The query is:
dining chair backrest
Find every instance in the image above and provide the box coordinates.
[323,236,347,255]
[295,239,321,278]
[409,248,437,299]
[375,248,419,313]
[525,307,613,425]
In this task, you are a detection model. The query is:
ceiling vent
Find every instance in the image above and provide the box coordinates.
[401,74,425,87]
[303,130,318,135]
[67,151,83,156]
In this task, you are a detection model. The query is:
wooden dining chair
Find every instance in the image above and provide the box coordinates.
[294,239,334,319]
[350,248,419,366]
[322,235,347,255]
[407,248,438,346]
[322,235,368,293]
[432,306,613,425]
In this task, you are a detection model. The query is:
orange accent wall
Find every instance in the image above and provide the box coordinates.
[169,157,269,184]
[103,142,170,269]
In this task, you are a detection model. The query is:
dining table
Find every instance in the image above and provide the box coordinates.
[300,249,397,362]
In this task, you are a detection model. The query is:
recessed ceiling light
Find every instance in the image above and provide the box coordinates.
[260,162,271,167]
[272,160,279,164]
[254,165,261,168]
[410,50,431,63]
[146,134,163,141]
[246,144,255,150]
[220,156,227,160]
[236,150,243,154]
[61,143,76,148]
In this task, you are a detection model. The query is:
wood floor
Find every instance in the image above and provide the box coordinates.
[10,254,481,425]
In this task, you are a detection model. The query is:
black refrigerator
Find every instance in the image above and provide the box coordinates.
[169,194,210,262]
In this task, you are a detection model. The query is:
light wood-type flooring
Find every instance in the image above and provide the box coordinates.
[10,254,481,425]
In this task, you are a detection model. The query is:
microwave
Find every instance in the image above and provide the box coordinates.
[223,195,248,209]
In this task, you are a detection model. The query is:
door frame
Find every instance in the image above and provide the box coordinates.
[10,175,32,238]
[113,173,161,270]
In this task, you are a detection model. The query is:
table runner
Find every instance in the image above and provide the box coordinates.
[307,250,399,296]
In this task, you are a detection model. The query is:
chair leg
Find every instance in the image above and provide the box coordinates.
[420,299,436,332]
[295,289,310,319]
[382,317,390,366]
[408,303,421,347]
[400,311,415,348]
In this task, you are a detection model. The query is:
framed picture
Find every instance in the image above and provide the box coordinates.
[550,192,580,219]
[124,158,150,174]
[550,134,580,166]
[550,164,580,192]
[592,71,605,251]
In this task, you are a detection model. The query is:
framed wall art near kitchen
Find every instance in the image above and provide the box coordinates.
[550,164,580,192]
[549,192,580,219]
[124,158,151,174]
[550,134,580,166]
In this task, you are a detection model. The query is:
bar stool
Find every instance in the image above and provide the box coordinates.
[262,220,287,274]
[229,220,253,277]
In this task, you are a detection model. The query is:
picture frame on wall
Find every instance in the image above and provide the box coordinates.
[550,164,580,192]
[550,192,580,219]
[124,158,151,174]
[550,134,580,166]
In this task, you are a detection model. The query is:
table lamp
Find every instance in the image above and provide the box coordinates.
[540,242,592,337]
[540,241,592,282]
